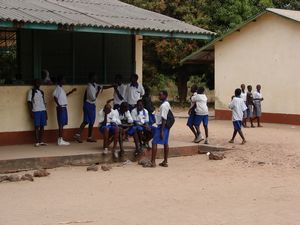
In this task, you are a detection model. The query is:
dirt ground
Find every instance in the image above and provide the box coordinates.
[1,118,300,225]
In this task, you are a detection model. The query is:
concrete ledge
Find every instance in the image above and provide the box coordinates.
[0,145,200,174]
[198,144,232,154]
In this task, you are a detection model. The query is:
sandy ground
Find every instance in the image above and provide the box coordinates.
[1,118,300,225]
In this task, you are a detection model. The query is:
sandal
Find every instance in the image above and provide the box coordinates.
[159,161,168,167]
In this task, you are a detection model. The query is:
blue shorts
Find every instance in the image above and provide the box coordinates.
[127,125,145,136]
[83,102,96,125]
[33,111,47,127]
[99,125,118,134]
[149,113,156,126]
[187,114,208,127]
[233,121,242,131]
[152,126,170,145]
[57,107,68,127]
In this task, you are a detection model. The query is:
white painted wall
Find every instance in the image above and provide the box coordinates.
[215,13,300,115]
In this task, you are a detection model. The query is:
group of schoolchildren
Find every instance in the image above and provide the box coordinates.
[228,84,264,144]
[27,73,173,167]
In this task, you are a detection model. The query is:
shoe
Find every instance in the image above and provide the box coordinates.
[103,148,109,155]
[74,134,82,143]
[39,142,48,146]
[34,143,40,147]
[113,150,119,159]
[87,138,97,143]
[204,139,209,144]
[60,139,70,146]
[194,134,204,143]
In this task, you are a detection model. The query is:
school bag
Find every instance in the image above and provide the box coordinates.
[165,109,175,129]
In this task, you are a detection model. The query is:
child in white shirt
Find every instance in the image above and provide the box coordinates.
[228,88,247,144]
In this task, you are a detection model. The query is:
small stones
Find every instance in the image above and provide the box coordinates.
[207,152,225,160]
[101,164,112,171]
[33,169,50,177]
[87,164,99,172]
[21,174,34,182]
[138,158,152,167]
[0,175,9,182]
[8,175,21,182]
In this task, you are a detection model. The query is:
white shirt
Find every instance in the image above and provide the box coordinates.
[191,93,208,115]
[131,108,149,125]
[86,83,103,104]
[229,97,247,121]
[155,101,171,125]
[241,91,247,102]
[27,89,46,112]
[99,109,118,126]
[53,85,68,106]
[253,91,263,103]
[115,110,133,125]
[114,84,127,105]
[125,83,145,105]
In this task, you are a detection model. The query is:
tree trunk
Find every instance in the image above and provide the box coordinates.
[176,73,189,103]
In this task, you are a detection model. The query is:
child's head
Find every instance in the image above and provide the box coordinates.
[241,84,245,90]
[256,84,261,91]
[56,76,65,85]
[197,86,205,94]
[235,88,242,97]
[158,90,168,102]
[114,74,123,84]
[120,102,129,113]
[88,72,96,83]
[130,74,139,83]
[247,85,252,92]
[190,85,198,93]
[136,99,144,111]
[103,103,112,114]
[33,79,41,89]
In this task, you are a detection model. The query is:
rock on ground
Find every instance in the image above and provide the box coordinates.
[34,169,50,177]
[101,165,112,171]
[208,152,225,160]
[87,165,99,172]
[21,174,34,182]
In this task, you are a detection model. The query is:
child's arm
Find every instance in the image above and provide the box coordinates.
[67,88,77,96]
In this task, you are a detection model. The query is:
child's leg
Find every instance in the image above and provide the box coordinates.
[119,128,124,153]
[35,126,39,143]
[237,130,246,144]
[132,133,140,152]
[58,125,63,138]
[151,143,158,165]
[194,125,200,137]
[88,123,95,139]
[229,129,238,143]
[103,128,109,149]
[163,144,169,163]
[204,125,208,139]
[77,122,87,135]
[39,126,44,143]
[112,127,119,150]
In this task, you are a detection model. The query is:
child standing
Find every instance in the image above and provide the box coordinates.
[246,85,255,128]
[142,86,156,126]
[53,76,76,146]
[240,84,248,127]
[125,74,145,111]
[113,74,127,110]
[27,79,47,147]
[253,84,264,127]
[187,85,200,142]
[229,88,247,144]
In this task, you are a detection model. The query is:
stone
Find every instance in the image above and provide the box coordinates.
[0,175,9,182]
[207,152,225,160]
[8,175,21,182]
[101,165,112,171]
[87,165,99,172]
[21,174,34,182]
[33,169,50,177]
[138,158,152,167]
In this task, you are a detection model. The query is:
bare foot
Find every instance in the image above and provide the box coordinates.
[241,140,246,145]
[228,140,234,143]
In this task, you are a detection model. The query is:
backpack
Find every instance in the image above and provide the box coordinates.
[165,109,175,129]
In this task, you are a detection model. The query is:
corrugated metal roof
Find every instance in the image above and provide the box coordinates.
[0,0,215,36]
[181,8,300,64]
[267,8,300,23]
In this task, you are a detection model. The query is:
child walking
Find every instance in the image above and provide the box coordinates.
[229,88,247,144]
[53,76,76,146]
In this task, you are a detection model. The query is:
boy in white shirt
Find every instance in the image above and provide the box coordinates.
[27,79,47,147]
[115,102,133,156]
[113,74,127,110]
[74,73,113,143]
[240,84,248,127]
[99,103,120,158]
[125,74,145,111]
[187,85,200,142]
[53,76,76,146]
[129,100,151,156]
[253,84,264,127]
[150,90,173,168]
[228,88,247,144]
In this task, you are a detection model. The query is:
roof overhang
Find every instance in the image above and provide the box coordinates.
[0,0,215,40]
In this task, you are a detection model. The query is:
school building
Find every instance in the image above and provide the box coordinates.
[182,8,300,125]
[0,0,215,145]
